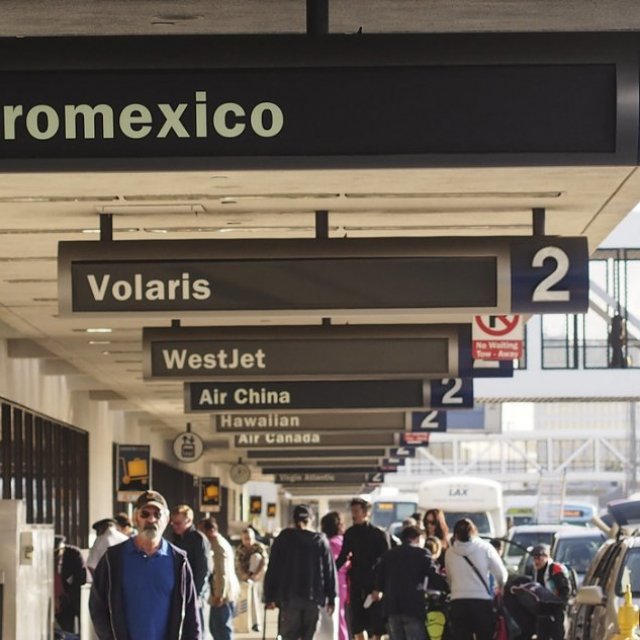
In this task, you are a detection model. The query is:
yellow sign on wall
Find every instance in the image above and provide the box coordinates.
[249,496,262,515]
[200,477,221,513]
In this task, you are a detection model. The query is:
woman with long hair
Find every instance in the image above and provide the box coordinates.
[423,509,449,567]
[320,511,350,640]
[445,518,507,640]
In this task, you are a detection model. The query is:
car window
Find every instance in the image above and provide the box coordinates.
[616,547,640,596]
[444,511,491,536]
[598,543,626,591]
[554,536,604,573]
[506,531,556,559]
[582,541,617,587]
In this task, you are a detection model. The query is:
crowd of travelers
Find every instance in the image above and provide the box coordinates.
[54,490,572,640]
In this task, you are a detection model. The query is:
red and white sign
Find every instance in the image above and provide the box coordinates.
[472,314,523,360]
[402,433,430,446]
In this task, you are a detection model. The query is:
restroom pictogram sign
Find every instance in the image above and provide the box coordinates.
[472,315,523,360]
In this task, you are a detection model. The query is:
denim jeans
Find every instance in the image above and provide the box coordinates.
[209,601,235,640]
[388,614,427,640]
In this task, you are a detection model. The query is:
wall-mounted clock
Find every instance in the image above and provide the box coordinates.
[230,463,251,485]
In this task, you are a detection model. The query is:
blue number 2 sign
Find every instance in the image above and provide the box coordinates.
[510,237,589,313]
[429,378,473,409]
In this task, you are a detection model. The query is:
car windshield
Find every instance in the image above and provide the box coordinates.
[616,547,640,597]
[553,536,603,574]
[444,512,491,535]
[505,531,556,559]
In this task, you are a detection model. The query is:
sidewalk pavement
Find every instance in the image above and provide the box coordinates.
[235,610,279,640]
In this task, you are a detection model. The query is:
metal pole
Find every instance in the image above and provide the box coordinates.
[630,402,638,493]
[0,571,3,640]
[532,208,545,236]
[99,213,113,242]
[316,210,331,326]
[315,210,329,239]
[306,0,329,35]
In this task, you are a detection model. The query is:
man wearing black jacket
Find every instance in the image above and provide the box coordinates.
[89,490,201,640]
[336,498,391,640]
[372,526,448,640]
[264,504,336,640]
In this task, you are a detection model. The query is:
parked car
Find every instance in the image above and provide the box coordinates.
[551,528,606,587]
[502,523,584,573]
[568,500,640,640]
[513,526,605,587]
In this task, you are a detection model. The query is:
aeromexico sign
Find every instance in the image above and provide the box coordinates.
[0,66,612,159]
[0,93,283,146]
[0,31,629,166]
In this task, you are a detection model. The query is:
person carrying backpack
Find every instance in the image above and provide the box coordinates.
[530,544,571,640]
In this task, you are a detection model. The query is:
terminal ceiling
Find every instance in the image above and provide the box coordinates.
[0,1,639,465]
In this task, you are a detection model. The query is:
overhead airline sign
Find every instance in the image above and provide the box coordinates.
[246,448,388,460]
[0,32,624,167]
[234,432,397,448]
[274,472,383,485]
[261,466,381,475]
[185,378,473,413]
[211,411,407,433]
[142,324,462,380]
[59,237,589,317]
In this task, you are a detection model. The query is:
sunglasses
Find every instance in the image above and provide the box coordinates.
[139,508,163,519]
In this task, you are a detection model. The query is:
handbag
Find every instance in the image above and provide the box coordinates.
[493,593,520,640]
[493,611,509,640]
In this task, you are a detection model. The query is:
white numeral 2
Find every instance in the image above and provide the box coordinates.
[441,378,463,405]
[531,246,570,302]
[420,411,440,429]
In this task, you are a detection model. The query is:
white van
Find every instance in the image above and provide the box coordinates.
[418,475,505,538]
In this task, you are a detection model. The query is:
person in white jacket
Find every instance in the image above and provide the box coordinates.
[445,518,508,640]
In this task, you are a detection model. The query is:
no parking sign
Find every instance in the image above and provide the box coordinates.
[472,315,523,360]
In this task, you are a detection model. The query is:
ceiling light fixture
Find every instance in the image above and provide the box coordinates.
[81,228,140,234]
[85,328,112,334]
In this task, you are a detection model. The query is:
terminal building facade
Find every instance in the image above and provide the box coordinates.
[2,1,640,637]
